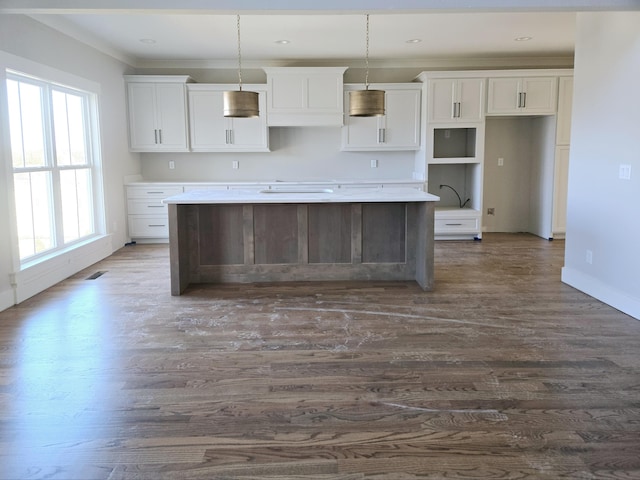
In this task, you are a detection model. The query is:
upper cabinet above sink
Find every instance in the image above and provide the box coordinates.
[263,67,347,127]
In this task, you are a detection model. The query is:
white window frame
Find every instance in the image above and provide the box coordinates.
[1,55,106,274]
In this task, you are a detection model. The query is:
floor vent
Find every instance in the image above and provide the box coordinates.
[86,271,107,280]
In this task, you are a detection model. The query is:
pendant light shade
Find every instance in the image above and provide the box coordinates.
[224,90,259,118]
[224,15,259,118]
[349,89,385,117]
[349,14,385,117]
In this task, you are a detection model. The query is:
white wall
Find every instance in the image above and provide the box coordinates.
[141,127,416,182]
[483,117,534,232]
[0,14,140,310]
[562,12,640,320]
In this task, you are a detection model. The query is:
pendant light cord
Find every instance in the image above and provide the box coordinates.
[236,14,243,92]
[365,13,370,91]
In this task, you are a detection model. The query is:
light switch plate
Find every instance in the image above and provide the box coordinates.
[619,164,631,180]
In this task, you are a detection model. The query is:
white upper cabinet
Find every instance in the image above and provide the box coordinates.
[188,85,269,152]
[429,78,484,123]
[556,76,574,145]
[342,85,421,151]
[263,67,347,126]
[487,76,558,115]
[125,75,191,152]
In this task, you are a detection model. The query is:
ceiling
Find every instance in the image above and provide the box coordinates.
[3,0,638,68]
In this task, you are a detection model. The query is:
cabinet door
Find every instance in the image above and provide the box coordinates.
[552,146,570,235]
[228,92,269,150]
[188,90,228,150]
[429,79,456,122]
[341,106,380,149]
[127,83,158,150]
[342,88,420,151]
[457,79,484,122]
[521,77,557,114]
[154,83,189,151]
[556,76,573,145]
[487,78,521,114]
[189,89,269,152]
[384,89,420,149]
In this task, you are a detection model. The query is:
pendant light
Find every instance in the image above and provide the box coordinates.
[224,15,259,118]
[349,14,385,117]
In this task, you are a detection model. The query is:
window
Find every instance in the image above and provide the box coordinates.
[6,71,101,262]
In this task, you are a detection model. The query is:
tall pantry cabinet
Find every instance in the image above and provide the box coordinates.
[552,76,573,238]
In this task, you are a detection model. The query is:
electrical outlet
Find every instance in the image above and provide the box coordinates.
[498,157,504,166]
[487,208,495,216]
[168,160,175,170]
[619,164,631,180]
[370,159,378,168]
[232,160,239,169]
[586,250,593,264]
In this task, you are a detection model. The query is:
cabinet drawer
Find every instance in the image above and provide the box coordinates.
[128,216,169,238]
[435,217,479,233]
[126,185,183,199]
[127,198,168,215]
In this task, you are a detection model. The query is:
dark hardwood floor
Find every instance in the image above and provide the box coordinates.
[1,233,638,479]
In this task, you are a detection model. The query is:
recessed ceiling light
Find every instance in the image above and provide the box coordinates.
[139,38,157,44]
[514,36,533,42]
[275,40,291,45]
[406,39,422,44]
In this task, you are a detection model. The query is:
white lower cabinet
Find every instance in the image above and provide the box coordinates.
[126,185,183,241]
[434,208,482,240]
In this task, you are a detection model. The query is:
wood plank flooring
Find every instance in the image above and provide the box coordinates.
[0,233,638,479]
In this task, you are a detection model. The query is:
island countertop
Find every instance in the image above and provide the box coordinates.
[163,186,439,205]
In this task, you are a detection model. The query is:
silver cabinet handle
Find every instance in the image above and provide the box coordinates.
[158,129,162,144]
[154,129,158,144]
[147,205,164,208]
[522,92,526,108]
[445,223,463,226]
[378,128,386,143]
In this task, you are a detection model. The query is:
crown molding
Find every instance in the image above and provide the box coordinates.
[133,56,574,71]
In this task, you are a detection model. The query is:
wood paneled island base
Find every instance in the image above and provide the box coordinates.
[165,189,438,295]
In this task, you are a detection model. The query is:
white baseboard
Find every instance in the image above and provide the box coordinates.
[0,287,15,312]
[13,235,113,304]
[562,267,640,321]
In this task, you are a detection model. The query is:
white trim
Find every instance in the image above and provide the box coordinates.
[0,287,14,312]
[13,234,113,304]
[562,267,640,321]
[0,50,101,95]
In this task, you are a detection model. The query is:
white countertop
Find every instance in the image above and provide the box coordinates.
[128,179,423,187]
[163,187,439,204]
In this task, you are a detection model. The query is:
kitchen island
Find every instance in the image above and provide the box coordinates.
[163,187,439,295]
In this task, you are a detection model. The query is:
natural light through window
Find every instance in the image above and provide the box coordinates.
[6,72,99,262]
